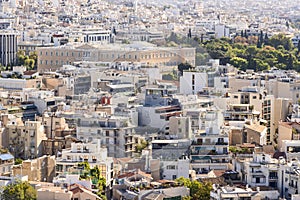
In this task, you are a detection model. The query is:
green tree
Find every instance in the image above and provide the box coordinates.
[135,140,148,153]
[1,181,36,200]
[230,57,248,71]
[24,59,35,70]
[245,45,258,69]
[176,177,212,200]
[253,58,270,71]
[178,62,193,76]
[268,34,293,50]
[15,158,23,165]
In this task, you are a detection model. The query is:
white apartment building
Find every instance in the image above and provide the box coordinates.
[180,71,207,95]
[161,157,190,180]
[244,151,279,189]
[190,108,230,174]
[56,140,114,189]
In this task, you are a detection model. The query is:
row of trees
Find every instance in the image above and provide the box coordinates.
[204,35,300,72]
[167,31,300,72]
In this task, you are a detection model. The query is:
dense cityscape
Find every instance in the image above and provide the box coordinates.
[0,0,300,199]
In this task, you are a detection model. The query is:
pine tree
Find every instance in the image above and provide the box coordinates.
[187,28,192,38]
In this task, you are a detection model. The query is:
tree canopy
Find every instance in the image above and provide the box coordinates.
[178,62,193,75]
[16,50,37,70]
[167,32,300,72]
[175,177,212,200]
[1,181,36,200]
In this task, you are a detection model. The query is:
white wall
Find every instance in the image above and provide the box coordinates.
[180,71,207,95]
[162,159,190,180]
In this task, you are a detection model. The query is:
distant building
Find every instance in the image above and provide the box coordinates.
[37,43,195,72]
[13,155,56,182]
[0,32,17,66]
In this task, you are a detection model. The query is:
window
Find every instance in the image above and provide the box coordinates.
[256,177,260,183]
[172,175,177,179]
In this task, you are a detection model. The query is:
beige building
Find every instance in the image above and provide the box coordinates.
[6,120,47,159]
[38,114,71,139]
[168,116,192,139]
[244,123,267,145]
[228,77,259,93]
[37,43,195,72]
[36,182,100,200]
[37,186,73,200]
[18,41,54,55]
[278,122,300,151]
[265,79,291,100]
[227,87,292,145]
[229,127,244,146]
[13,155,56,182]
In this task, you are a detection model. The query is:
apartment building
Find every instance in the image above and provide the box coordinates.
[278,122,300,151]
[190,108,230,174]
[6,120,47,159]
[13,155,56,182]
[244,151,279,189]
[56,140,114,189]
[168,116,192,139]
[76,115,137,158]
